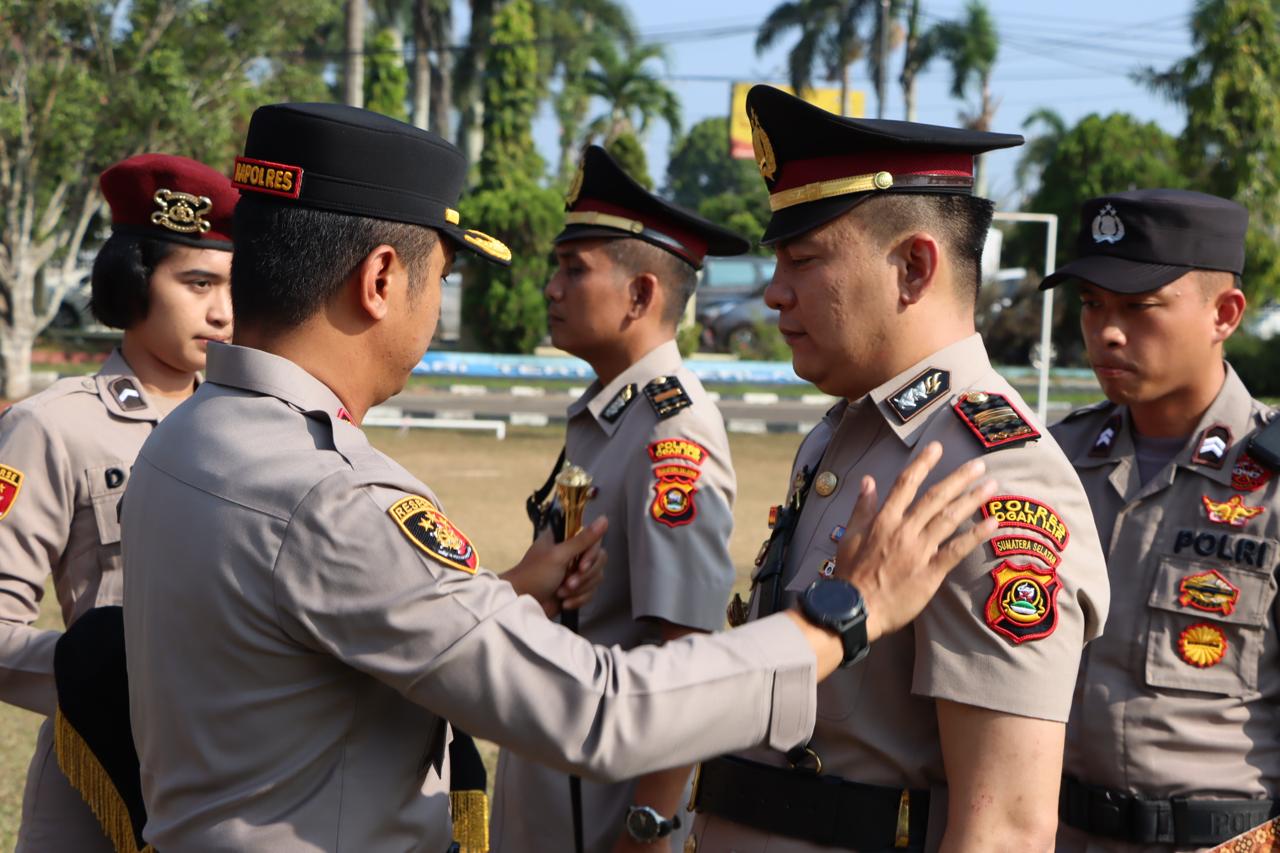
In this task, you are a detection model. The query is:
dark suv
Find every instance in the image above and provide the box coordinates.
[693,255,775,328]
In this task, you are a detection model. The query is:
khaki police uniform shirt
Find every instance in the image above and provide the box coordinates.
[122,343,820,852]
[694,334,1110,852]
[0,350,164,715]
[492,340,737,852]
[1052,365,1280,853]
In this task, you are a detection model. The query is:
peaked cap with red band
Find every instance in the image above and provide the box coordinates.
[100,154,238,250]
[745,85,1023,244]
[233,103,511,266]
[557,145,750,269]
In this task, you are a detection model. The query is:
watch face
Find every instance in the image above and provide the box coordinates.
[627,808,659,840]
[809,578,863,616]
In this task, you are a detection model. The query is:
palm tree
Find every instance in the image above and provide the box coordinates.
[1015,108,1067,189]
[344,0,366,107]
[934,0,999,192]
[455,0,497,166]
[540,0,635,182]
[583,42,680,145]
[755,0,879,116]
[899,0,940,121]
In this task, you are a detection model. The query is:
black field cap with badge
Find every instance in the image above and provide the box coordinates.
[744,84,1023,244]
[557,144,750,267]
[231,102,511,266]
[1038,188,1248,293]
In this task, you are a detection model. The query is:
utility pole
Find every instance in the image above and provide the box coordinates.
[878,0,890,118]
[344,0,366,108]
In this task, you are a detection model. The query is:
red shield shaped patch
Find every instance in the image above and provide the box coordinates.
[0,465,23,521]
[1231,454,1272,492]
[984,561,1061,644]
[388,495,478,573]
[651,478,697,528]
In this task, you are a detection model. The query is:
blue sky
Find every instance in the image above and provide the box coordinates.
[458,1,1195,209]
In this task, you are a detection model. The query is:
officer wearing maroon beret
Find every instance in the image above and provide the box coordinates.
[1045,190,1280,851]
[0,152,236,851]
[688,85,1111,852]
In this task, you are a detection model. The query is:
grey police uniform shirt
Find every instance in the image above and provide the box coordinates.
[492,340,737,853]
[1052,364,1280,853]
[691,334,1110,853]
[0,350,166,852]
[121,343,820,852]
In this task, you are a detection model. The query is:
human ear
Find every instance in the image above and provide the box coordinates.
[896,233,940,305]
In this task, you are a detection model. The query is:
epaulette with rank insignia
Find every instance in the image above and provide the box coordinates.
[953,391,1040,451]
[644,376,692,420]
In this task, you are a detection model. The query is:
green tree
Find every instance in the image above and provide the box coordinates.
[933,0,999,192]
[755,0,879,115]
[460,0,562,353]
[583,42,681,145]
[364,27,409,120]
[0,0,339,397]
[605,132,652,189]
[665,117,770,247]
[1140,0,1280,301]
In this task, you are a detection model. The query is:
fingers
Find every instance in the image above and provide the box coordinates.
[875,441,944,526]
[558,516,608,558]
[836,476,877,562]
[918,477,998,547]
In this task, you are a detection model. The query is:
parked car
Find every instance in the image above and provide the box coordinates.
[49,272,94,330]
[693,255,775,328]
[702,283,778,355]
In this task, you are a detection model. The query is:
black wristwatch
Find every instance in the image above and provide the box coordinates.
[625,805,681,843]
[799,578,869,668]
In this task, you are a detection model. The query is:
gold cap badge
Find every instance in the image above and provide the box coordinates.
[151,188,213,234]
[565,159,585,207]
[749,108,776,181]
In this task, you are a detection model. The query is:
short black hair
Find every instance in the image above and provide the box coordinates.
[89,234,180,329]
[231,196,439,331]
[858,194,995,302]
[601,239,698,327]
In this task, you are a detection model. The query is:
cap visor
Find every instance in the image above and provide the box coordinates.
[1038,254,1190,293]
[443,223,512,267]
[554,224,633,245]
[760,195,865,245]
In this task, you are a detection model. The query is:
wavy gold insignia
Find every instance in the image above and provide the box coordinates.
[151,188,213,234]
[749,108,776,181]
[463,230,512,263]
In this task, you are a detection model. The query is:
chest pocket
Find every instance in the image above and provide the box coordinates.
[85,464,130,547]
[1145,555,1277,697]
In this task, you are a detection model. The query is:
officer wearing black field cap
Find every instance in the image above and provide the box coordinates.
[687,84,1110,852]
[1046,189,1280,852]
[119,101,998,851]
[492,146,749,853]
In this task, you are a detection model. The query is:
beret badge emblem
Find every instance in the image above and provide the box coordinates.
[151,188,213,234]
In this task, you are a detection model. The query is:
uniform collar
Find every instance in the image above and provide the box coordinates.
[95,348,162,422]
[1072,363,1257,489]
[571,339,684,436]
[866,333,992,447]
[205,343,348,421]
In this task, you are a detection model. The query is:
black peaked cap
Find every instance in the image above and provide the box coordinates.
[233,102,511,266]
[557,145,750,268]
[745,85,1023,244]
[1039,188,1248,293]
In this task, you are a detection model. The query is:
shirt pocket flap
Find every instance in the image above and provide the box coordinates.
[86,464,129,546]
[1148,556,1274,627]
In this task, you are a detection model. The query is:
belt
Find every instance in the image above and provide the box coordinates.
[1060,775,1280,846]
[692,756,930,849]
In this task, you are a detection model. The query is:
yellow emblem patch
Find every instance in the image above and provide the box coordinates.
[1178,622,1227,668]
[749,108,776,181]
[463,230,512,263]
[389,495,479,574]
[1202,493,1265,528]
[0,464,23,521]
[981,495,1069,551]
[232,156,303,199]
[151,189,213,234]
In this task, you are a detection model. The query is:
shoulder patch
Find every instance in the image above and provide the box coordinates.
[0,464,24,521]
[1231,454,1271,492]
[648,438,708,466]
[984,560,1061,644]
[953,391,1040,450]
[982,495,1069,552]
[388,495,478,574]
[887,367,950,422]
[644,376,692,420]
[601,383,638,423]
[650,478,697,528]
[1089,412,1122,458]
[109,377,147,412]
[1192,424,1232,468]
[989,534,1061,569]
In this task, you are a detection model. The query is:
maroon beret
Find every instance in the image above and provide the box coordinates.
[100,154,237,250]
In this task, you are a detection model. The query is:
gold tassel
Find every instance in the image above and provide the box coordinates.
[450,789,490,853]
[54,710,154,853]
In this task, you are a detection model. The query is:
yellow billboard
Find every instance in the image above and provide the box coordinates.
[729,82,866,159]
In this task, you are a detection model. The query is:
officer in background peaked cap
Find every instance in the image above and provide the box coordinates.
[493,146,746,852]
[1046,190,1280,851]
[1,152,236,852]
[121,104,995,851]
[688,86,1110,852]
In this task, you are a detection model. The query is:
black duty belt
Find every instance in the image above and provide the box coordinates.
[692,756,930,850]
[1061,775,1280,846]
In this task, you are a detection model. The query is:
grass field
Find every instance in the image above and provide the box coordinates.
[0,425,802,846]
